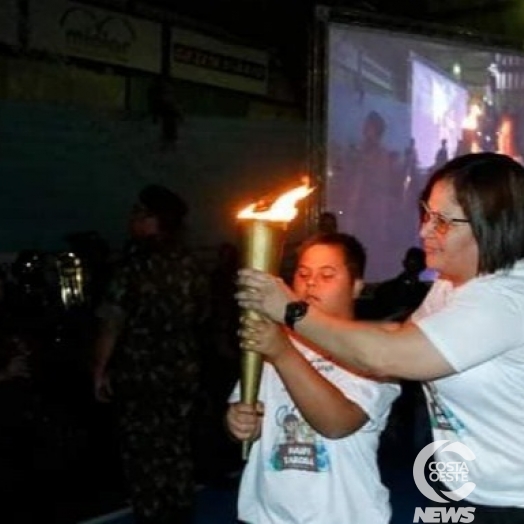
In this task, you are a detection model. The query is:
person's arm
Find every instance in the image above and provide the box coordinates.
[271,337,369,438]
[296,314,452,381]
[92,258,129,402]
[237,269,453,381]
[244,316,368,438]
[93,313,122,402]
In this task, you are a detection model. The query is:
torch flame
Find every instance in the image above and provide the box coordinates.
[462,104,482,131]
[237,184,314,222]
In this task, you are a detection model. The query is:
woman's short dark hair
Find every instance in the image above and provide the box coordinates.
[296,233,367,279]
[422,152,524,274]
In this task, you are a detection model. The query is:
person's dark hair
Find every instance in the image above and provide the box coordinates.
[297,233,366,279]
[421,152,524,274]
[139,184,188,236]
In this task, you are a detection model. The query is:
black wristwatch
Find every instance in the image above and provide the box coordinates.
[284,300,309,330]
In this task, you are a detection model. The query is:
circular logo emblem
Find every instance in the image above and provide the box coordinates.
[413,439,476,503]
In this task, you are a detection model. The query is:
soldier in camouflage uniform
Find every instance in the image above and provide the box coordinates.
[93,185,207,524]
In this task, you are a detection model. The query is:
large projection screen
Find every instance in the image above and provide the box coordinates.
[320,11,524,281]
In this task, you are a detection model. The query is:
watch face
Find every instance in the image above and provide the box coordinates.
[285,300,309,328]
[292,301,308,318]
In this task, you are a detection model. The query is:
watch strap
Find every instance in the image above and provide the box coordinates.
[284,300,309,330]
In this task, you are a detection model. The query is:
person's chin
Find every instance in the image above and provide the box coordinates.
[424,250,440,265]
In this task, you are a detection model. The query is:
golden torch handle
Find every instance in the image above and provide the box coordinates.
[238,219,287,460]
[236,184,313,460]
[240,310,265,460]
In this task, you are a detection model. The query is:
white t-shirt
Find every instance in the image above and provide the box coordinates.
[413,260,524,506]
[230,336,400,524]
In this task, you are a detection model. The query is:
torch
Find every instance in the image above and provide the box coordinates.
[237,184,313,459]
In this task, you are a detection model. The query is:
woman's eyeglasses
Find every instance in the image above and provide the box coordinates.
[419,201,470,235]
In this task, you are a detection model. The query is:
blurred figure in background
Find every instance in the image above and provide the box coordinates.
[434,139,449,170]
[372,246,430,322]
[317,211,338,234]
[93,185,207,524]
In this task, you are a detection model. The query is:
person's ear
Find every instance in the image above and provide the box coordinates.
[352,278,365,299]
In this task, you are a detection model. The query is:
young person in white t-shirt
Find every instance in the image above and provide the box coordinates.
[237,152,524,523]
[226,233,400,524]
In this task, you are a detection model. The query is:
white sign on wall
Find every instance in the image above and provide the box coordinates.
[29,0,162,73]
[170,27,269,95]
[0,0,19,47]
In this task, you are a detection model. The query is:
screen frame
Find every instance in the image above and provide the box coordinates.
[308,5,524,218]
[307,6,524,280]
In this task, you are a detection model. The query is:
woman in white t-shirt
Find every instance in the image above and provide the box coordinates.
[226,233,400,524]
[237,152,524,524]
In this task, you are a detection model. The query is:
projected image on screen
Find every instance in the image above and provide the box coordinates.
[324,21,524,282]
[411,57,468,170]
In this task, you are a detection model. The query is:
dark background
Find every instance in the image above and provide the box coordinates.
[138,0,524,110]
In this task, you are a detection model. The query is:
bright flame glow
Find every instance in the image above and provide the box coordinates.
[237,184,314,222]
[462,104,482,130]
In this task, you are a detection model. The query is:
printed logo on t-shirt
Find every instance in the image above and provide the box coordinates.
[424,383,466,436]
[268,405,330,472]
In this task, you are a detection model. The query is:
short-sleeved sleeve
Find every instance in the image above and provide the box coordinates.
[414,276,524,372]
[228,342,400,432]
[321,359,400,431]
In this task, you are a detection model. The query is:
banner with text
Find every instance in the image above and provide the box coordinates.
[170,27,268,95]
[29,0,161,73]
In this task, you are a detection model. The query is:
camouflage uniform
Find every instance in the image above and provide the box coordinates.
[105,240,206,524]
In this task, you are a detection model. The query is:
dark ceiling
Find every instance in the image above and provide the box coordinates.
[143,0,315,45]
[139,0,400,50]
[137,0,514,65]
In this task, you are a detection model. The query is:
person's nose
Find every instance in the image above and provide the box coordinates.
[419,216,435,238]
[305,273,317,287]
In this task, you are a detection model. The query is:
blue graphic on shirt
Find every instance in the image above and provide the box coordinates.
[424,383,467,436]
[268,405,330,472]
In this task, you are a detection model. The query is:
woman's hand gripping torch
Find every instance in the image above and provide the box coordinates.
[236,184,314,459]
